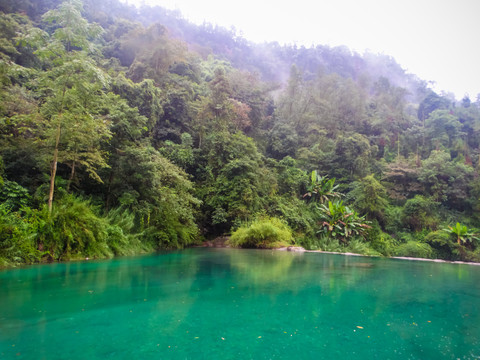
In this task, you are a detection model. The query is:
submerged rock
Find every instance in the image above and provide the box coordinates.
[287,246,306,252]
[202,236,230,248]
[276,246,306,252]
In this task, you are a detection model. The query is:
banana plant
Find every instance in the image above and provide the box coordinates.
[316,200,371,242]
[303,170,341,204]
[443,222,479,245]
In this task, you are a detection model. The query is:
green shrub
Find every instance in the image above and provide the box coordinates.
[0,205,42,266]
[466,248,480,263]
[346,239,381,256]
[395,229,430,244]
[228,217,293,249]
[35,193,113,260]
[384,205,404,233]
[0,180,31,211]
[366,223,398,256]
[394,241,434,258]
[301,235,380,256]
[401,195,439,231]
[105,208,154,256]
[268,195,316,238]
[0,193,162,267]
[302,235,342,252]
[424,230,458,260]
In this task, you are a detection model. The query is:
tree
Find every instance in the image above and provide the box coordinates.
[275,156,308,197]
[267,122,299,159]
[107,143,200,248]
[95,92,148,210]
[227,69,273,133]
[111,75,163,132]
[418,150,473,209]
[277,64,312,129]
[195,131,272,234]
[425,110,463,150]
[158,132,194,170]
[383,158,422,201]
[368,77,413,158]
[331,134,376,181]
[349,174,389,223]
[461,96,471,108]
[126,23,187,83]
[25,0,109,212]
[401,195,438,231]
[417,90,451,123]
[312,73,367,137]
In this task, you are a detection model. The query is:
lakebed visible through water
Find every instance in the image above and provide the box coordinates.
[1,248,479,359]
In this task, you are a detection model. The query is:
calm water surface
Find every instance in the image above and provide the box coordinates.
[1,248,479,359]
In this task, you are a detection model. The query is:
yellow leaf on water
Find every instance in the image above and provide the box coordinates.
[258,336,262,339]
[356,326,364,329]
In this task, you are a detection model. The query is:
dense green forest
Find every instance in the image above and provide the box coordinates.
[1,0,480,267]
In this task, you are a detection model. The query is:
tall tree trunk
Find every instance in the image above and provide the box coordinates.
[48,124,61,213]
[48,81,69,213]
[67,142,77,192]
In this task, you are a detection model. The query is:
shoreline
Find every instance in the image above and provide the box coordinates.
[200,241,480,266]
[275,246,480,266]
[201,239,480,266]
[3,245,480,270]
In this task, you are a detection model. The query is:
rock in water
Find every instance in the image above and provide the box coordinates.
[287,246,306,252]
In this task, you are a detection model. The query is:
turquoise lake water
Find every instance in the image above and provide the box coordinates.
[1,248,479,359]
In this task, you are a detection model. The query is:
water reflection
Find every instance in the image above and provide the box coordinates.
[0,249,479,359]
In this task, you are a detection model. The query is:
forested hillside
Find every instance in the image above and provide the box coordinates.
[1,0,480,267]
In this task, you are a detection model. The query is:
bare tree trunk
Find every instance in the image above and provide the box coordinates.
[48,80,69,213]
[48,124,61,214]
[67,142,77,192]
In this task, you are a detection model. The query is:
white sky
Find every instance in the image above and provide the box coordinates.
[123,0,480,100]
